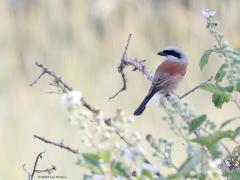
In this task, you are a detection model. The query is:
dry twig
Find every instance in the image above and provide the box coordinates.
[23,152,56,180]
[33,135,79,154]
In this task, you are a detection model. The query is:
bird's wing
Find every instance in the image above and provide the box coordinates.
[153,71,170,89]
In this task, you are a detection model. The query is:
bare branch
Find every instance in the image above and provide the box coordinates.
[109,34,132,100]
[23,152,56,180]
[33,135,79,155]
[180,76,213,99]
[33,133,161,177]
[30,61,98,114]
[31,152,45,180]
[35,165,56,174]
[30,62,73,91]
[22,164,31,180]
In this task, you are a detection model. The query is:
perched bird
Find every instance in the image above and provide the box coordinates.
[133,46,188,116]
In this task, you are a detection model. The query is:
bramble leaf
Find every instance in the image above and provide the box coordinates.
[189,115,207,134]
[219,116,240,129]
[215,63,228,83]
[111,161,129,178]
[200,49,213,70]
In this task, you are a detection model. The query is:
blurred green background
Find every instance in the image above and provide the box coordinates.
[1,0,240,179]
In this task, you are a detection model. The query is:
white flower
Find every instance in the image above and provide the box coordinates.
[92,174,105,180]
[135,144,145,155]
[165,138,174,146]
[225,47,233,52]
[61,90,82,107]
[208,158,222,169]
[143,163,159,174]
[115,176,126,180]
[123,148,134,160]
[183,143,200,154]
[201,9,216,17]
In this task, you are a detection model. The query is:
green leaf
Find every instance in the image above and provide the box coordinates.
[169,153,202,179]
[212,93,230,108]
[229,170,240,180]
[224,85,234,93]
[234,127,240,137]
[188,115,207,134]
[215,63,228,83]
[192,130,234,148]
[199,49,213,70]
[219,116,240,129]
[111,161,129,178]
[200,83,230,99]
[80,153,102,173]
[99,150,111,163]
[200,83,230,108]
[236,81,240,93]
[141,169,153,180]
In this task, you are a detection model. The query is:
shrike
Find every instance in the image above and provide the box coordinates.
[134,46,188,116]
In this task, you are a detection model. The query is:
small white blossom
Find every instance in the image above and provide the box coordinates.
[225,47,234,52]
[208,158,222,169]
[202,9,216,17]
[123,148,133,160]
[184,143,200,154]
[92,174,105,180]
[165,138,174,146]
[115,176,126,180]
[143,163,159,174]
[61,90,82,107]
[135,144,145,155]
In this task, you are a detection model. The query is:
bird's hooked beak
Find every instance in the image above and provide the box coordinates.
[157,51,167,56]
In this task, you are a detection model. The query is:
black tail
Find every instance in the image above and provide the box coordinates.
[133,90,156,116]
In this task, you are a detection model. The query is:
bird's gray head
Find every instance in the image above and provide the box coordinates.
[157,46,188,64]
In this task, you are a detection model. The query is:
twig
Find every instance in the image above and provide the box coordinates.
[33,135,79,155]
[31,152,45,180]
[34,133,161,177]
[30,61,98,114]
[35,165,56,174]
[22,164,31,180]
[30,62,73,91]
[179,76,213,99]
[109,34,132,100]
[23,152,56,180]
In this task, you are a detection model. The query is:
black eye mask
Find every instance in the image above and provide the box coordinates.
[162,50,181,59]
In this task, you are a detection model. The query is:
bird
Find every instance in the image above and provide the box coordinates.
[133,46,188,116]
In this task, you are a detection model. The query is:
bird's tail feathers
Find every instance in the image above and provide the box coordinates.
[133,89,156,116]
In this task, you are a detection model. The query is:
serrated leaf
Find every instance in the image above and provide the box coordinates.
[111,161,129,178]
[200,83,230,99]
[189,115,207,134]
[215,63,228,83]
[192,130,234,149]
[99,150,111,163]
[199,49,213,70]
[219,116,240,129]
[141,169,153,180]
[212,93,230,108]
[80,153,102,173]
